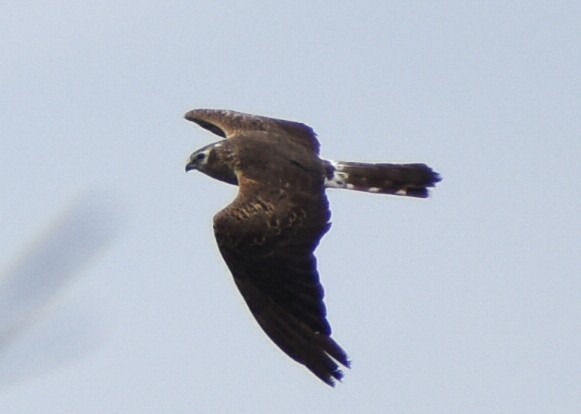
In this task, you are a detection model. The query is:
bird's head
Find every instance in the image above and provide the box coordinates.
[185,142,238,185]
[185,144,214,173]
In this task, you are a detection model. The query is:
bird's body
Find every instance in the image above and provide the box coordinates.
[185,109,441,386]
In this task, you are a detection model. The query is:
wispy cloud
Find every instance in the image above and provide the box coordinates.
[0,193,124,386]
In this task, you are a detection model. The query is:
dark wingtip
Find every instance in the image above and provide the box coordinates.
[308,334,351,387]
[316,366,345,387]
[183,109,201,123]
[324,361,351,387]
[184,109,227,137]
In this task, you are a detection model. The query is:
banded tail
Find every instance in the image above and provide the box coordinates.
[323,160,441,198]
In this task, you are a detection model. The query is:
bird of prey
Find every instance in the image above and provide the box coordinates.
[185,109,441,386]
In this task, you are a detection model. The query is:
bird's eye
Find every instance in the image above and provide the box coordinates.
[196,153,206,160]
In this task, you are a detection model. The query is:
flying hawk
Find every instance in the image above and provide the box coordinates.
[185,109,441,386]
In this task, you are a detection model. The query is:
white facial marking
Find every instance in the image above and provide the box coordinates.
[193,148,212,167]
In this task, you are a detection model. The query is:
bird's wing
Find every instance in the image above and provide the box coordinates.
[213,173,349,386]
[184,108,320,154]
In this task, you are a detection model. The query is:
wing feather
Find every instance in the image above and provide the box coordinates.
[184,109,320,154]
[213,174,349,385]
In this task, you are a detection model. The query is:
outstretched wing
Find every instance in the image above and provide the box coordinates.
[213,173,349,386]
[184,109,320,154]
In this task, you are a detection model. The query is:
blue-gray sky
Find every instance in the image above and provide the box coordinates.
[1,1,579,413]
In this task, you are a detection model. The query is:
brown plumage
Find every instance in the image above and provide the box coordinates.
[184,109,441,386]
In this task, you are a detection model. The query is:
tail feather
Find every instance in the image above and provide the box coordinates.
[324,160,441,198]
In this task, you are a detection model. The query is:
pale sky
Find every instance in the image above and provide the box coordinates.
[1,1,580,413]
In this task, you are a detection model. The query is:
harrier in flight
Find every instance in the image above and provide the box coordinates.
[185,109,441,386]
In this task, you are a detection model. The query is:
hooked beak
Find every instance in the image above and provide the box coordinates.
[185,160,197,173]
